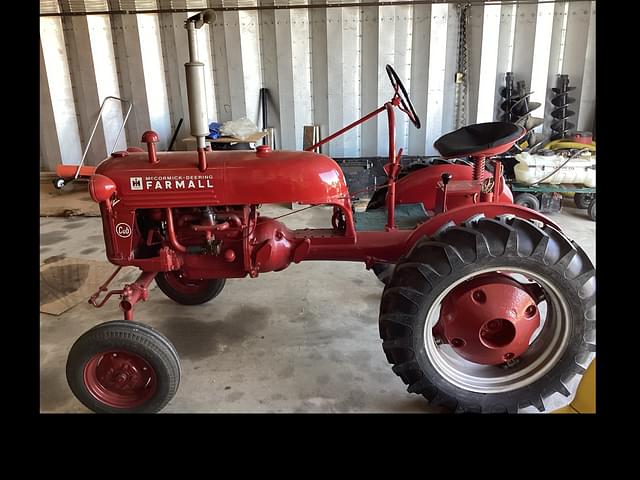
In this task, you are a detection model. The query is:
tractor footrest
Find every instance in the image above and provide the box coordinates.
[354,203,429,231]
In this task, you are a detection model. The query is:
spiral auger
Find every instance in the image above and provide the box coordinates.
[498,73,543,145]
[499,72,518,123]
[550,74,576,140]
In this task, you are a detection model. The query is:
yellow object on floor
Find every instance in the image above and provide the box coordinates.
[553,360,596,413]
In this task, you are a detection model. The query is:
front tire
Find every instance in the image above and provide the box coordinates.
[379,216,595,413]
[155,271,226,305]
[66,321,180,413]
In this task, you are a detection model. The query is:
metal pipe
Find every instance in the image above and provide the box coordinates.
[185,17,211,158]
[305,105,386,152]
[73,95,132,180]
[260,88,268,133]
[187,23,198,61]
[89,266,123,308]
[119,271,157,318]
[165,208,188,253]
[168,118,184,152]
[384,103,397,231]
[218,213,242,228]
[197,147,207,172]
[110,98,132,155]
[492,160,503,203]
[148,142,158,164]
[177,212,241,228]
[192,222,230,232]
[177,213,200,227]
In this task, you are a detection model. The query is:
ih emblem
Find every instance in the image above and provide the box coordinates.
[116,223,132,238]
[130,177,143,190]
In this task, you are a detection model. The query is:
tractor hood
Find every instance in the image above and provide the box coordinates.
[94,148,349,208]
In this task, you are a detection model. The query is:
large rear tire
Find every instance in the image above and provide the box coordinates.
[379,216,595,413]
[372,263,395,285]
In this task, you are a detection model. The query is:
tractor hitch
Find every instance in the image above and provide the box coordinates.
[89,267,156,321]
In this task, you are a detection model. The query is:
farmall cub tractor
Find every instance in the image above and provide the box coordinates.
[66,10,595,414]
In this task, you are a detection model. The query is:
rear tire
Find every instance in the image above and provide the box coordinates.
[514,192,540,211]
[379,216,595,413]
[372,263,395,285]
[155,271,225,305]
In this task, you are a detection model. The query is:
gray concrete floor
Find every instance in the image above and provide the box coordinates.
[40,200,595,413]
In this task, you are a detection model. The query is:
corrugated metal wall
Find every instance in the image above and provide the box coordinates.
[39,0,596,170]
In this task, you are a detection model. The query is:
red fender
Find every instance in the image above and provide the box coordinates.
[404,202,561,251]
[394,164,513,210]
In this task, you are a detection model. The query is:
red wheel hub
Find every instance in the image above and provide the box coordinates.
[83,350,156,408]
[434,273,541,365]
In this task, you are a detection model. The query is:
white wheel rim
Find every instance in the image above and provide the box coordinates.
[423,267,572,394]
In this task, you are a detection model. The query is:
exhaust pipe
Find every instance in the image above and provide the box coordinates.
[185,9,216,171]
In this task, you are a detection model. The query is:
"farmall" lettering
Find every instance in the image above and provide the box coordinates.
[145,179,213,190]
[130,175,214,191]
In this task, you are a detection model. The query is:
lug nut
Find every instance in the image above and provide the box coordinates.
[472,290,487,304]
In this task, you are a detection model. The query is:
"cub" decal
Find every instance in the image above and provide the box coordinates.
[116,223,132,238]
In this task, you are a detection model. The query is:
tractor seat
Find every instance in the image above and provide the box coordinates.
[434,122,525,158]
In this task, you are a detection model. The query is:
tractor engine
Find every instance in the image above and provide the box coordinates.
[130,205,296,280]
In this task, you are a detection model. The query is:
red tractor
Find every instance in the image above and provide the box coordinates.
[65,10,595,414]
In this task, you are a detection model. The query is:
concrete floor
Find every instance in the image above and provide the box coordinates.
[40,200,595,413]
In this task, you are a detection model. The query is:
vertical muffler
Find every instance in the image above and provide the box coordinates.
[185,9,216,170]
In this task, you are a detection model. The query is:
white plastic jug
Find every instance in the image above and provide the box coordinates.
[514,151,596,187]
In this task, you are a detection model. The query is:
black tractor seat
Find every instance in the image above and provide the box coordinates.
[434,122,525,158]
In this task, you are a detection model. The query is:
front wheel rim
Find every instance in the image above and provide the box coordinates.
[83,350,157,408]
[423,266,572,394]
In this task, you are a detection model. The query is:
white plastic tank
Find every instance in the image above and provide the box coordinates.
[514,151,596,187]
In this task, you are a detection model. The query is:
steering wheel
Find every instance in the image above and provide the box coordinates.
[386,64,421,129]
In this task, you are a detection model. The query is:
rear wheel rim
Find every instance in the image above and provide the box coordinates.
[83,350,157,408]
[423,267,571,394]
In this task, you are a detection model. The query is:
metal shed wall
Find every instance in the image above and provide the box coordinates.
[39,0,596,170]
